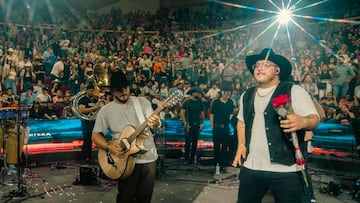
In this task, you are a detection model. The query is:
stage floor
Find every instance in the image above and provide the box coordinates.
[1,156,359,203]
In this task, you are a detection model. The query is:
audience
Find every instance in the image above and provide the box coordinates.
[336,105,356,126]
[0,2,359,134]
[43,102,59,120]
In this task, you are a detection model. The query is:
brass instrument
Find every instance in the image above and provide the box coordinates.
[71,64,110,121]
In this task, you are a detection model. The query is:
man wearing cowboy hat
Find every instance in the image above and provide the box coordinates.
[3,48,18,68]
[232,48,320,203]
[92,71,161,203]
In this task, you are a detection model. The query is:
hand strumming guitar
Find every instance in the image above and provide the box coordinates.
[107,141,124,156]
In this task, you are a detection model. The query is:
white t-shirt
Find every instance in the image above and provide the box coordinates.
[237,84,319,172]
[51,61,64,77]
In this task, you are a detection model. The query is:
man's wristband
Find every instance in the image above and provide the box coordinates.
[106,144,110,152]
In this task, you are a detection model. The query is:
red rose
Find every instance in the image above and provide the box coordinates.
[272,94,291,108]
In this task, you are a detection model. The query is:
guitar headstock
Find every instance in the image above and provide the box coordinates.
[164,90,184,108]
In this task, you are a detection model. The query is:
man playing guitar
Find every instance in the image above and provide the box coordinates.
[92,71,161,203]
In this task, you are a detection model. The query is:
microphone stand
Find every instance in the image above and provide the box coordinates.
[163,121,167,159]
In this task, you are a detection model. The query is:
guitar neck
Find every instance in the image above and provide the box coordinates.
[127,97,171,143]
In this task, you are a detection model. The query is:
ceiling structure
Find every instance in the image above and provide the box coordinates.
[66,0,119,13]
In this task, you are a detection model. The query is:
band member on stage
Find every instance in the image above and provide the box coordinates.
[180,87,205,164]
[92,71,161,203]
[78,83,101,164]
[232,48,320,203]
[210,86,234,173]
[0,119,25,176]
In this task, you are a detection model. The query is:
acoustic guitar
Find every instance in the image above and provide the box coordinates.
[98,90,184,180]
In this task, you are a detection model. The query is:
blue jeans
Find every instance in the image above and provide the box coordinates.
[237,167,304,203]
[332,83,349,99]
[4,78,17,95]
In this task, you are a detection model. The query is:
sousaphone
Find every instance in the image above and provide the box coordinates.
[71,64,110,120]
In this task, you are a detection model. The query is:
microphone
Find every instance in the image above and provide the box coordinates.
[276,107,287,119]
[276,107,293,141]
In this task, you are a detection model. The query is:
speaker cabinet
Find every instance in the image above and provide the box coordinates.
[80,164,97,185]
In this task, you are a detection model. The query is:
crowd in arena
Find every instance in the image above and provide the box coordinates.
[0,3,359,129]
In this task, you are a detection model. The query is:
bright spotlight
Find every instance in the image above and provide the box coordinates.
[277,9,292,25]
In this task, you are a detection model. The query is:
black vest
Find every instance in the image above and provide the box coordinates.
[243,81,305,166]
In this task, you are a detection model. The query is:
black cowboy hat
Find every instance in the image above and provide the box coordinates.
[110,71,130,90]
[245,48,292,81]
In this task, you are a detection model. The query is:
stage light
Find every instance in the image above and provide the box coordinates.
[277,9,292,25]
[204,0,360,63]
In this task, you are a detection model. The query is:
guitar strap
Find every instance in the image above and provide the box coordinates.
[132,96,145,124]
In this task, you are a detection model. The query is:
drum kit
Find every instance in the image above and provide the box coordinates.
[0,106,29,197]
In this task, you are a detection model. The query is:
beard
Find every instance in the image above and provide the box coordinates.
[114,94,129,104]
[112,87,130,104]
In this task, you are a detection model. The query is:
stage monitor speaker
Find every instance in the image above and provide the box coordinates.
[80,164,98,185]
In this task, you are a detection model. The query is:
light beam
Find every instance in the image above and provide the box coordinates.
[209,0,360,68]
